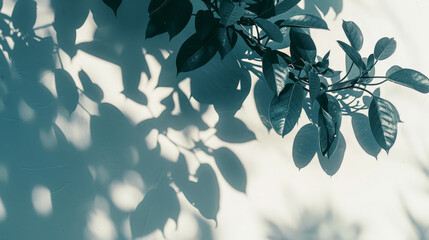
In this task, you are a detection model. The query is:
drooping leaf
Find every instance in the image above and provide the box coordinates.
[317,93,342,158]
[337,40,366,69]
[278,14,328,30]
[293,124,318,169]
[254,80,273,131]
[102,0,122,15]
[374,37,396,60]
[387,68,429,93]
[351,113,381,159]
[130,185,180,238]
[262,49,291,96]
[318,133,346,176]
[148,0,170,15]
[290,28,317,63]
[165,0,193,39]
[11,0,37,32]
[368,96,398,152]
[145,16,167,39]
[196,10,217,40]
[342,20,363,51]
[217,26,237,59]
[269,83,305,137]
[176,33,219,73]
[219,0,245,26]
[54,69,79,115]
[308,69,321,103]
[254,18,283,43]
[213,147,247,193]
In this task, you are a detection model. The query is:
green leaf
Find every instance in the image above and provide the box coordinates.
[102,0,122,15]
[148,0,170,15]
[145,16,167,39]
[165,0,192,39]
[256,0,300,19]
[290,28,317,63]
[54,69,79,115]
[386,65,402,76]
[308,69,321,103]
[366,54,375,70]
[254,18,283,43]
[217,26,237,59]
[195,10,217,40]
[273,0,300,16]
[342,20,363,51]
[374,37,396,60]
[293,124,318,169]
[219,0,245,26]
[213,147,247,193]
[387,69,429,93]
[269,83,305,137]
[262,49,291,96]
[176,33,219,73]
[317,93,342,158]
[11,0,37,32]
[278,14,328,30]
[337,40,366,69]
[368,96,398,152]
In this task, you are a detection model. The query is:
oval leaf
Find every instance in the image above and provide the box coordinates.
[217,26,238,59]
[342,20,363,51]
[262,49,291,96]
[269,83,305,137]
[293,124,318,169]
[374,37,396,60]
[213,147,247,193]
[387,68,429,93]
[368,96,398,152]
[279,14,328,30]
[219,0,245,26]
[254,18,283,43]
[337,40,366,69]
[317,93,342,158]
[308,70,321,103]
[11,0,37,32]
[165,0,193,39]
[54,69,79,115]
[290,28,317,63]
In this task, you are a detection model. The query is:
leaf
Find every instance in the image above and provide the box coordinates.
[308,70,321,103]
[278,14,328,30]
[146,16,167,39]
[102,0,122,15]
[216,116,256,143]
[54,69,79,115]
[318,133,346,176]
[262,49,291,96]
[351,113,381,159]
[374,37,396,60]
[254,18,283,43]
[148,0,170,15]
[11,0,37,32]
[368,96,398,152]
[130,185,180,238]
[366,54,375,70]
[165,0,193,39]
[290,28,317,63]
[269,83,305,137]
[317,93,342,158]
[293,124,318,169]
[219,0,245,26]
[387,69,429,93]
[217,26,237,59]
[273,0,300,16]
[195,10,217,40]
[337,40,366,69]
[386,65,402,76]
[176,33,219,73]
[342,20,363,51]
[78,70,103,103]
[213,147,247,193]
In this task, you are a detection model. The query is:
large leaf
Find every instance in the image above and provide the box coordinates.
[254,18,283,43]
[262,49,291,96]
[102,0,122,15]
[195,10,217,40]
[148,0,170,15]
[213,147,247,193]
[130,185,180,238]
[290,28,316,63]
[219,0,245,26]
[165,0,193,39]
[176,33,219,73]
[337,40,366,69]
[274,0,300,15]
[342,20,363,51]
[255,0,299,18]
[374,37,396,60]
[54,69,79,115]
[368,96,398,152]
[217,26,237,59]
[387,69,429,93]
[11,0,37,32]
[269,83,305,137]
[317,93,342,158]
[278,14,328,30]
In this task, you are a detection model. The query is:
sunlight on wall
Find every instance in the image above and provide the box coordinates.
[0,196,6,222]
[31,185,52,217]
[109,180,143,212]
[86,209,118,240]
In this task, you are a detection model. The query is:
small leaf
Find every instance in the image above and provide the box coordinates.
[213,147,247,193]
[279,14,328,30]
[165,0,193,39]
[54,69,79,115]
[254,18,283,43]
[342,20,363,51]
[317,93,342,158]
[374,37,396,60]
[176,33,219,73]
[262,49,291,96]
[219,0,245,26]
[217,26,238,59]
[269,83,305,137]
[366,54,375,70]
[290,28,317,63]
[293,124,318,169]
[308,70,321,103]
[102,0,122,15]
[368,96,398,152]
[337,40,366,69]
[387,69,429,93]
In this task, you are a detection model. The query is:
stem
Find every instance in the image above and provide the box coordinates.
[353,86,374,96]
[359,79,388,86]
[338,62,354,82]
[361,76,386,79]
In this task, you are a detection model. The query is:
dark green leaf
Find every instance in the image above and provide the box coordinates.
[148,0,170,15]
[279,14,328,30]
[217,26,237,59]
[386,65,402,76]
[387,69,429,93]
[254,18,283,43]
[102,0,122,15]
[366,54,375,70]
[213,147,247,193]
[145,16,167,39]
[130,185,180,238]
[11,0,37,32]
[308,70,321,103]
[54,69,79,115]
[342,20,363,51]
[293,124,318,169]
[290,28,317,63]
[337,40,366,69]
[317,93,342,158]
[323,69,341,78]
[219,0,245,26]
[196,10,216,40]
[165,0,193,39]
[374,37,396,60]
[176,33,219,73]
[273,0,300,16]
[368,96,398,152]
[262,49,291,96]
[269,83,305,137]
